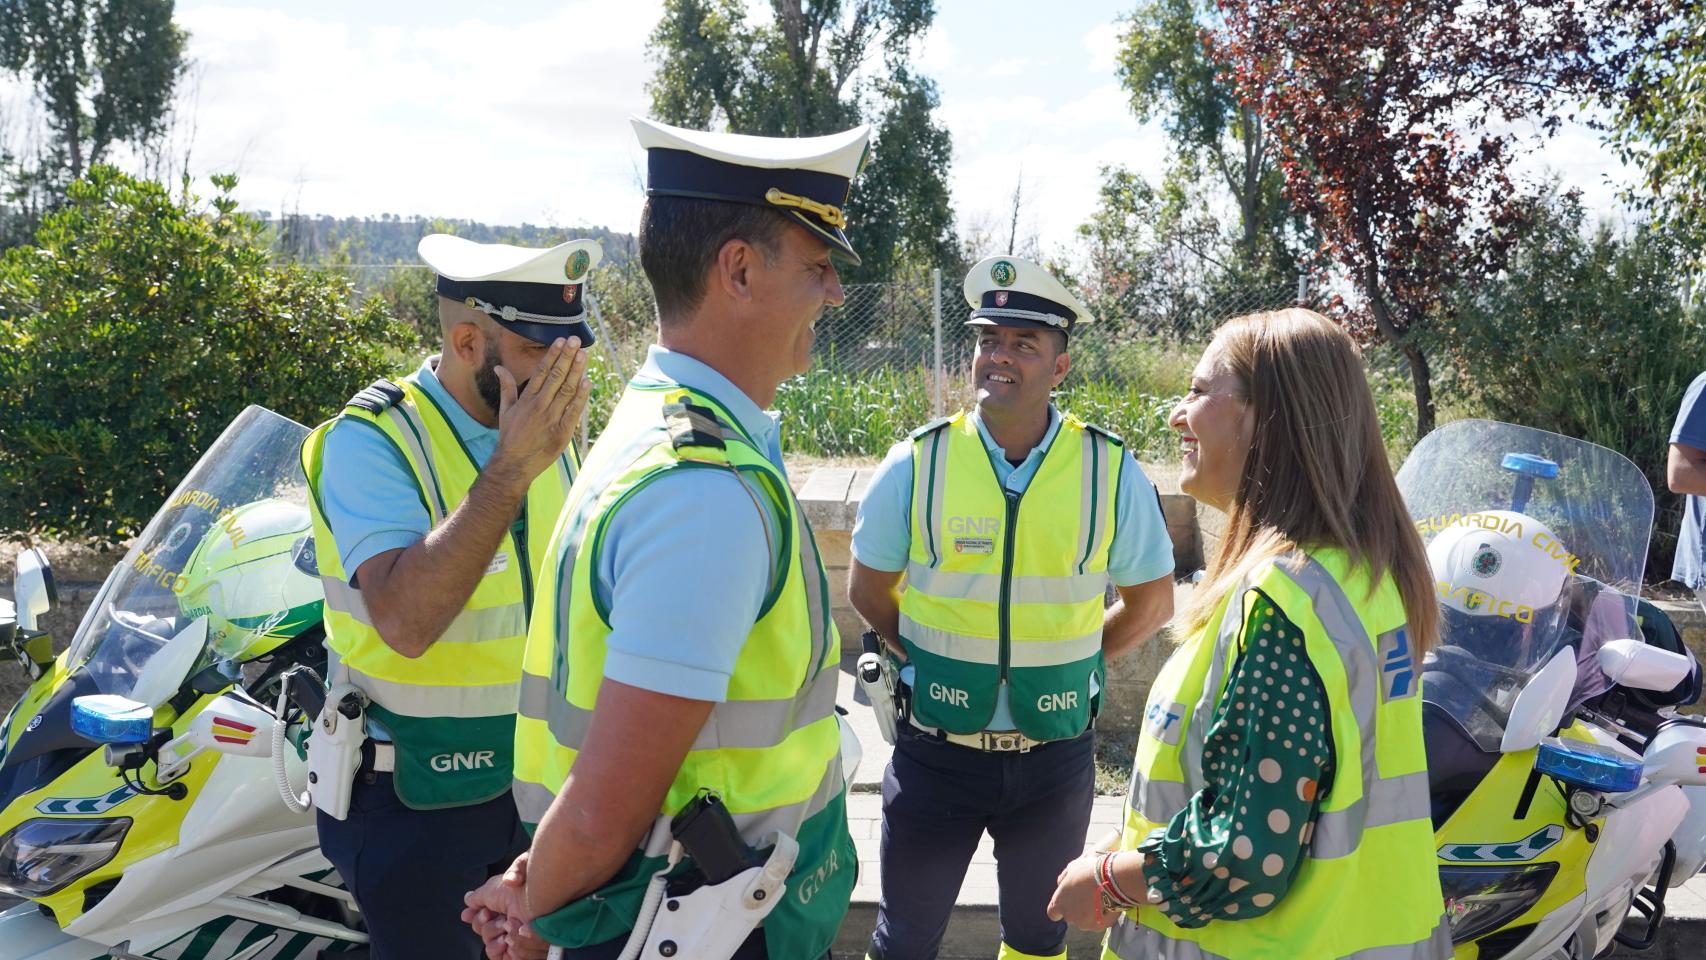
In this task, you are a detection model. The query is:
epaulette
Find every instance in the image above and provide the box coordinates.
[908,415,954,440]
[346,378,405,415]
[663,398,728,452]
[1084,422,1126,447]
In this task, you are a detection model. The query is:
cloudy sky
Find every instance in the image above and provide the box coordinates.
[4,0,1637,257]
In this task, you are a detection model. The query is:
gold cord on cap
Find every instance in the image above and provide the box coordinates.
[765,187,847,229]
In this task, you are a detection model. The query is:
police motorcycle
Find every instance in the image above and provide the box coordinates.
[1398,420,1706,959]
[0,406,368,959]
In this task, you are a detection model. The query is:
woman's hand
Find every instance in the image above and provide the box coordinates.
[1047,852,1122,932]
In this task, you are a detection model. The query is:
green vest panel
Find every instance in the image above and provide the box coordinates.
[302,371,575,809]
[1107,549,1448,959]
[513,381,854,958]
[900,411,1121,740]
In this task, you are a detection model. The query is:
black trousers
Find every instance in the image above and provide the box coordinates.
[867,726,1096,960]
[316,771,528,960]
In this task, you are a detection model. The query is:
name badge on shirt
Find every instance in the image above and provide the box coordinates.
[954,537,995,555]
[485,553,509,575]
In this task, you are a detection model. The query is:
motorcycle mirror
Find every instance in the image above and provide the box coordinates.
[1500,646,1577,753]
[130,617,209,709]
[14,547,56,633]
[1640,721,1706,788]
[71,694,154,745]
[1598,638,1694,692]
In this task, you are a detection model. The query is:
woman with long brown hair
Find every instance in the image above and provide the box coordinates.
[1049,309,1450,959]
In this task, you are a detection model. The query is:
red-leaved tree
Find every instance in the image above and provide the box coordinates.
[1211,0,1667,436]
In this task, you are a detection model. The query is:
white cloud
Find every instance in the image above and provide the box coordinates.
[170,2,662,231]
[1084,21,1125,75]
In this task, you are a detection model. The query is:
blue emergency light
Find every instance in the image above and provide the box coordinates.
[1535,737,1643,793]
[71,695,155,745]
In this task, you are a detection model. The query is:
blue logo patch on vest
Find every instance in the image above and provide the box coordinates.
[1378,627,1417,701]
[1143,698,1186,745]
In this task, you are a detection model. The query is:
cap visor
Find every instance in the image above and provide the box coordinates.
[965,312,1067,333]
[496,316,597,348]
[789,211,861,267]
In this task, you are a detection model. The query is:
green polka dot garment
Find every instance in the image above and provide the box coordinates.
[1136,589,1336,927]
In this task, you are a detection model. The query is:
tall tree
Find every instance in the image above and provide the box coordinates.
[1612,4,1706,265]
[1213,0,1664,436]
[646,0,952,282]
[1117,0,1284,271]
[0,0,186,186]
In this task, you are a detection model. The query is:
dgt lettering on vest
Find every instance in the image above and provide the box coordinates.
[1036,691,1079,712]
[1143,699,1186,745]
[928,682,970,707]
[430,750,496,773]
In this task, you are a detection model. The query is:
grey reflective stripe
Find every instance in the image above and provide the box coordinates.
[384,404,445,525]
[518,665,838,754]
[341,663,519,718]
[899,614,998,664]
[1127,769,1191,822]
[1105,914,1451,960]
[1009,629,1101,667]
[899,615,1100,668]
[1077,431,1113,575]
[512,778,555,825]
[794,503,833,674]
[515,746,843,844]
[321,576,372,624]
[639,757,844,857]
[321,575,522,645]
[1311,770,1432,859]
[922,429,951,567]
[1269,555,1390,861]
[905,563,1108,605]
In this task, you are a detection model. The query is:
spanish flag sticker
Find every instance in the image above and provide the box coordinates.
[212,716,257,745]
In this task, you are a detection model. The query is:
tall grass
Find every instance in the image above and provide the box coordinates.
[581,336,1423,467]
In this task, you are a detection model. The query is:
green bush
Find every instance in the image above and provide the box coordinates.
[0,167,411,543]
[1431,191,1706,578]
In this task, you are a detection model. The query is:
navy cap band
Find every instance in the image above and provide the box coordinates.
[971,289,1075,331]
[436,276,587,322]
[646,148,851,228]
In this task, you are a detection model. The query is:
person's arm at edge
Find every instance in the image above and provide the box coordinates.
[849,561,907,660]
[357,341,587,658]
[1669,443,1706,497]
[1102,575,1174,661]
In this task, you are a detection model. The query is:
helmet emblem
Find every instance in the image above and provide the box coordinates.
[1470,545,1502,578]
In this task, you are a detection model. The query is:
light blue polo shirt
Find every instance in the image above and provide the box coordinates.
[320,346,786,705]
[318,355,490,578]
[851,406,1176,731]
[583,345,784,702]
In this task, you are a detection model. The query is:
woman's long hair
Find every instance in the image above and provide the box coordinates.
[1179,309,1438,654]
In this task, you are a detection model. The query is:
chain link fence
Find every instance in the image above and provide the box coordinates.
[331,261,1318,463]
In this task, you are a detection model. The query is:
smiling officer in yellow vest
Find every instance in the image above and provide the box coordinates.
[849,256,1178,960]
[461,118,867,960]
[302,235,597,959]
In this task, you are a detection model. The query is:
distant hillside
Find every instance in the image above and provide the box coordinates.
[257,213,638,266]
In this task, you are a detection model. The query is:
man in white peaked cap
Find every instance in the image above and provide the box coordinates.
[303,234,599,959]
[463,118,869,960]
[848,255,1177,960]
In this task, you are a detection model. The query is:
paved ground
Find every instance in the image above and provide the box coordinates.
[834,661,1706,959]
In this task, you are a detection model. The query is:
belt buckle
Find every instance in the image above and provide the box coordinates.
[982,732,1029,753]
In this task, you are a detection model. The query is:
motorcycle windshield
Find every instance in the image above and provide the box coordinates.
[1396,420,1652,751]
[63,406,313,700]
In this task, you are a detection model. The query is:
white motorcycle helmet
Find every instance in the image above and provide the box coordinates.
[1426,510,1572,672]
[177,498,325,663]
